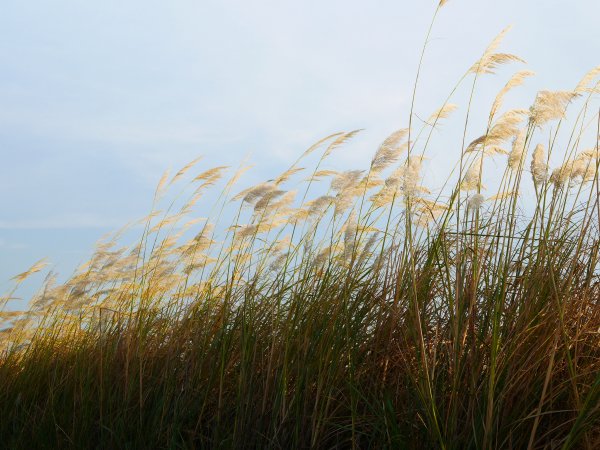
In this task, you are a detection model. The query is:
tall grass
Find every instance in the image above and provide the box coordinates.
[1,4,600,448]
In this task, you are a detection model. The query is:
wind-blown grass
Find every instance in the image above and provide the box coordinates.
[1,4,600,449]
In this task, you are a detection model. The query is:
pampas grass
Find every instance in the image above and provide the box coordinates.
[1,4,600,449]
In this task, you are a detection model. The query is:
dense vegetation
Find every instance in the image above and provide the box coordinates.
[1,3,599,448]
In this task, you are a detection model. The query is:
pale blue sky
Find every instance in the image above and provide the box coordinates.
[1,0,599,298]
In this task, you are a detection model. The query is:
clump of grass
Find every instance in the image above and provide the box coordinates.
[1,4,600,449]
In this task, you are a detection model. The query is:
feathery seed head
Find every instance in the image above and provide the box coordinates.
[275,167,304,185]
[531,143,549,185]
[331,170,364,192]
[12,259,49,283]
[323,129,362,158]
[461,157,483,191]
[508,128,527,170]
[468,193,486,210]
[427,104,458,125]
[170,156,203,186]
[529,90,579,126]
[490,70,535,118]
[469,27,524,75]
[402,155,426,197]
[371,129,409,173]
[575,65,600,93]
[550,162,573,188]
[488,191,518,201]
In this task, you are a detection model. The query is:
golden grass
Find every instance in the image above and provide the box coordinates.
[1,3,600,448]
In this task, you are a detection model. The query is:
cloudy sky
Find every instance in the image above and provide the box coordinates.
[1,0,598,298]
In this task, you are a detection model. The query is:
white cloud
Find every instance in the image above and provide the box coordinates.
[0,213,131,230]
[0,238,28,249]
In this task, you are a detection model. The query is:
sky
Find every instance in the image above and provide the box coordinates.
[1,0,599,301]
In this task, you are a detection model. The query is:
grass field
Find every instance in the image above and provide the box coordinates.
[1,3,600,448]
